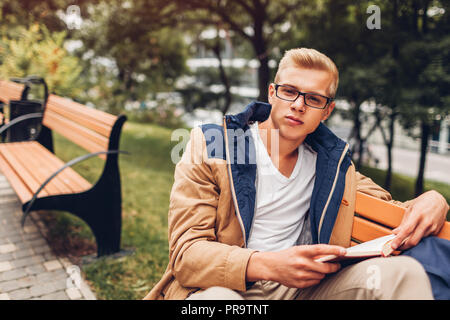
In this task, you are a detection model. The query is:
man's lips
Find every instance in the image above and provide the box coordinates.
[285,115,304,125]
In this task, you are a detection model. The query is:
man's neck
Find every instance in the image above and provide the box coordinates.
[256,121,303,179]
[257,121,303,160]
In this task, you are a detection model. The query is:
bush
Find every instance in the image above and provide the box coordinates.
[0,24,83,98]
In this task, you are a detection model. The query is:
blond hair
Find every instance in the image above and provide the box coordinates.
[274,48,339,98]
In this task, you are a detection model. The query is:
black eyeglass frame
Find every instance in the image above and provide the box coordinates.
[274,83,334,109]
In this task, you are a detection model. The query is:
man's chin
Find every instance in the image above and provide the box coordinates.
[279,129,308,143]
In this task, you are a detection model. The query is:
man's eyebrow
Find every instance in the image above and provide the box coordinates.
[281,83,322,95]
[280,83,299,89]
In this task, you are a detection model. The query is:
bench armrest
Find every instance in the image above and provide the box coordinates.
[21,149,130,226]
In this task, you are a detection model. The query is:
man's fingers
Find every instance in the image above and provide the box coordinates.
[298,244,346,257]
[391,220,418,250]
[402,223,430,250]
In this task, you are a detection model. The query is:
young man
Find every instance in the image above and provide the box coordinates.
[144,48,449,300]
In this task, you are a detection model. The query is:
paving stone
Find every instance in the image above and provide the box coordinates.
[23,232,42,241]
[29,282,59,297]
[0,268,27,281]
[0,243,16,253]
[25,264,45,276]
[59,258,73,268]
[0,253,13,262]
[7,235,23,243]
[16,275,37,289]
[8,288,32,300]
[66,288,82,300]
[36,269,67,282]
[13,242,33,251]
[32,245,51,255]
[0,173,96,301]
[12,255,45,268]
[0,293,10,300]
[0,279,21,292]
[1,229,21,237]
[40,291,69,300]
[12,248,34,259]
[0,197,18,205]
[43,260,63,272]
[0,261,12,272]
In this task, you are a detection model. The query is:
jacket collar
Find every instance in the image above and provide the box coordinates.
[226,101,272,128]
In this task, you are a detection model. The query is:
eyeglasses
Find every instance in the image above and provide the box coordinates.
[274,84,333,109]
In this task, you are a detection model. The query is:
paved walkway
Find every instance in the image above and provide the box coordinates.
[0,174,96,300]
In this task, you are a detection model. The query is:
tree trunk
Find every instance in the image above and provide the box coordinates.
[415,120,430,197]
[384,0,399,191]
[256,54,270,102]
[384,114,395,191]
[253,7,270,103]
[212,32,232,115]
[351,101,363,170]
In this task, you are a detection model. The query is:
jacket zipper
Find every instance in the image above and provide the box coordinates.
[317,143,349,242]
[223,116,248,247]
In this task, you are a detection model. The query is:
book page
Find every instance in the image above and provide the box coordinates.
[315,234,396,263]
[345,234,396,255]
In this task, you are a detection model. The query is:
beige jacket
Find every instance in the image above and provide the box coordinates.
[144,126,404,300]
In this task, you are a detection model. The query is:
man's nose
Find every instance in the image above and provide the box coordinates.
[291,95,307,112]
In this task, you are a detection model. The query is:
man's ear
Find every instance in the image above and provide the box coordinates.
[268,83,275,104]
[322,101,335,121]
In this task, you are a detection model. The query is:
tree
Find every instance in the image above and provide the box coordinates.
[291,0,391,171]
[393,0,449,196]
[70,0,189,113]
[170,0,306,102]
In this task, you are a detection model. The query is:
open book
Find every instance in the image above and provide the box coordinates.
[315,234,398,263]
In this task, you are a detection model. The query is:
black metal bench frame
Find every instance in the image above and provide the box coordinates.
[0,102,127,257]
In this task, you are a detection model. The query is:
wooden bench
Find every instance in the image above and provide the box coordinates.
[0,93,127,256]
[352,191,450,246]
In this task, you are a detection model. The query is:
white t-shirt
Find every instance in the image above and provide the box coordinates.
[247,122,317,252]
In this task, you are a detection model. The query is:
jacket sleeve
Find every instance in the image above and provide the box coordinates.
[355,171,414,208]
[167,127,255,291]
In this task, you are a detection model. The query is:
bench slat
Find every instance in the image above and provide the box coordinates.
[44,110,109,150]
[0,144,48,198]
[0,80,24,103]
[46,95,114,137]
[351,216,392,243]
[353,192,450,243]
[0,141,93,202]
[43,111,108,159]
[30,142,92,193]
[0,153,33,202]
[10,142,72,195]
[355,192,404,228]
[46,94,116,126]
[437,222,450,240]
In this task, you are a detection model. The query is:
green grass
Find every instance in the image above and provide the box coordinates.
[49,121,177,299]
[45,121,450,299]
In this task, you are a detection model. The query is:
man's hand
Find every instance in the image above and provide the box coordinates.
[246,244,346,289]
[391,190,449,250]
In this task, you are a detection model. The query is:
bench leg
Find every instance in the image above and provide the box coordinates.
[22,189,122,257]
